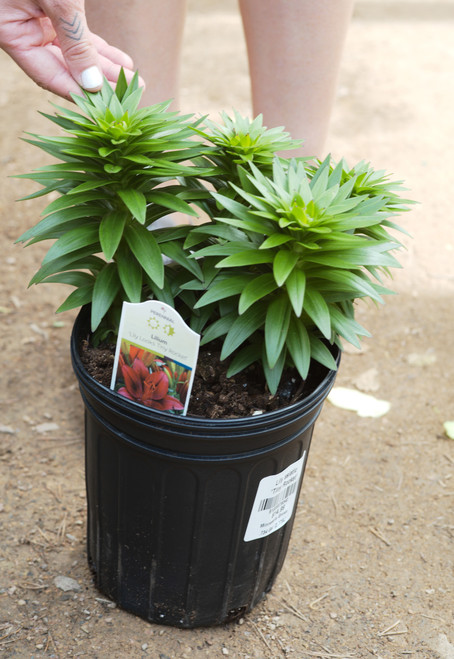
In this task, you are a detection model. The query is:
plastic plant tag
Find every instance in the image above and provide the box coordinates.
[244,453,306,542]
[111,301,200,415]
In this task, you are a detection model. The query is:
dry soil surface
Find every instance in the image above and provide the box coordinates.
[1,1,454,658]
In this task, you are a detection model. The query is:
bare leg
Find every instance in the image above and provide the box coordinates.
[239,0,354,158]
[85,0,186,108]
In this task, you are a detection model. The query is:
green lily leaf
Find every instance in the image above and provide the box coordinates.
[220,304,266,359]
[286,319,311,380]
[147,190,198,217]
[200,311,237,346]
[273,250,299,286]
[118,189,147,224]
[160,240,203,280]
[285,269,306,317]
[42,271,95,287]
[91,263,121,331]
[116,242,143,303]
[264,295,292,368]
[68,180,114,195]
[56,283,94,313]
[262,345,286,396]
[304,288,332,339]
[41,224,100,265]
[216,250,273,269]
[41,190,110,215]
[259,233,293,250]
[124,223,164,288]
[226,343,262,377]
[194,275,250,308]
[238,273,278,314]
[309,336,339,372]
[99,210,127,260]
[329,306,370,348]
[30,253,105,285]
[17,205,103,244]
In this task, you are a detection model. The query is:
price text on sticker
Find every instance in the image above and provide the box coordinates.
[244,453,306,542]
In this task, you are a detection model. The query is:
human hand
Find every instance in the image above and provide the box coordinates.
[0,0,143,99]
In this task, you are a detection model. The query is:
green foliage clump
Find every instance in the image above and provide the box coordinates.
[16,71,210,334]
[17,73,412,394]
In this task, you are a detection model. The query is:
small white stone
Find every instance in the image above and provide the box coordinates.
[35,422,59,434]
[407,351,437,366]
[54,576,81,592]
[10,295,21,309]
[29,323,49,340]
[353,367,380,392]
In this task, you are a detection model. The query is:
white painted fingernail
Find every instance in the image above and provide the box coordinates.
[80,66,103,91]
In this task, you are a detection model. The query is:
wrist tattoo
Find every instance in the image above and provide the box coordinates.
[60,13,84,41]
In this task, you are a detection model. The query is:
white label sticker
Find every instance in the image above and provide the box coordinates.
[244,453,306,542]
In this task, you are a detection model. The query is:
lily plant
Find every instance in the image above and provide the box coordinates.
[16,71,412,396]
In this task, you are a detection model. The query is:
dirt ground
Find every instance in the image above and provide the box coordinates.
[1,1,453,657]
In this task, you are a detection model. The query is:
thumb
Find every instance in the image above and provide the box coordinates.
[41,0,103,91]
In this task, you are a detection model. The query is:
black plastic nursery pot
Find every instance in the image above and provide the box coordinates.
[70,307,340,628]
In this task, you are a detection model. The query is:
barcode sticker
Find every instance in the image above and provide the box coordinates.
[244,453,306,542]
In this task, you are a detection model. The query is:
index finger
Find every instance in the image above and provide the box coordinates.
[40,0,103,91]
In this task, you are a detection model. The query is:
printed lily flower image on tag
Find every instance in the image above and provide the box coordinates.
[111,301,200,415]
[116,341,187,412]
